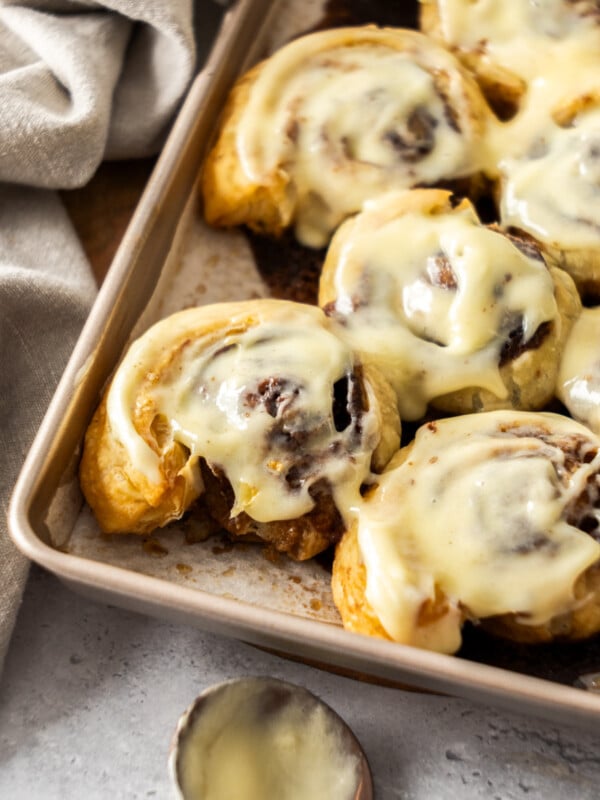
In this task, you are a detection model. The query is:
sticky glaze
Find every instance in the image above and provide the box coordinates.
[500,108,600,250]
[106,301,382,524]
[355,411,600,653]
[234,27,486,247]
[321,192,558,419]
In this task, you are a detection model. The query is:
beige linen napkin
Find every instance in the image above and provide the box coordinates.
[0,0,199,672]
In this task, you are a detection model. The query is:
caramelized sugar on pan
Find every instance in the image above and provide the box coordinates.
[320,0,419,29]
[245,229,325,304]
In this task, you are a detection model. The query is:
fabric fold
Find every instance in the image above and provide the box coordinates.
[0,186,97,672]
[0,0,199,673]
[0,0,195,188]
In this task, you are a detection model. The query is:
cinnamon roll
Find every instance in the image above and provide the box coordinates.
[499,107,600,298]
[557,306,600,435]
[79,299,400,560]
[420,0,600,120]
[318,189,580,421]
[332,410,600,653]
[202,26,491,248]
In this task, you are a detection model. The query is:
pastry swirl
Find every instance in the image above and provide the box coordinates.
[557,305,600,435]
[332,410,600,653]
[499,107,600,297]
[318,189,580,420]
[79,299,400,560]
[202,26,490,248]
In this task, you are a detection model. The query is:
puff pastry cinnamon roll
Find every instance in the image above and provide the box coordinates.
[420,0,600,119]
[332,410,600,653]
[499,107,600,297]
[319,189,580,421]
[202,26,490,248]
[557,306,600,434]
[79,299,400,561]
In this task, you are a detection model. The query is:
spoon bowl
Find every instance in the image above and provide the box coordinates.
[169,676,373,800]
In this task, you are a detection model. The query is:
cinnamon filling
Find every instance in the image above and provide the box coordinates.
[499,320,552,366]
[383,107,437,163]
[198,461,345,560]
[497,425,600,540]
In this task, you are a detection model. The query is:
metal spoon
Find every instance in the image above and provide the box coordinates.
[169,676,374,800]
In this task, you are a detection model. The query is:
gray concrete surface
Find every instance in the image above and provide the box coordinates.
[2,566,600,799]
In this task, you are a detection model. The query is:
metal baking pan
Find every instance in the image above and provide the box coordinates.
[9,0,600,730]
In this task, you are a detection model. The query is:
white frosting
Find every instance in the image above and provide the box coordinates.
[557,305,600,433]
[324,193,557,419]
[430,1,600,251]
[433,0,600,57]
[500,108,600,249]
[175,681,360,800]
[106,301,381,523]
[235,27,485,247]
[356,410,600,653]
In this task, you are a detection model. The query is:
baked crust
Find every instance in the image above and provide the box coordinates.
[539,241,600,302]
[202,61,294,238]
[80,394,199,535]
[332,522,393,642]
